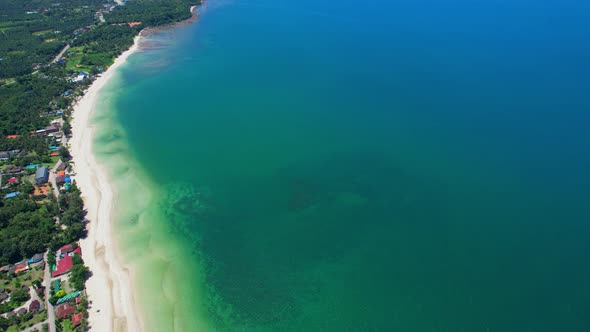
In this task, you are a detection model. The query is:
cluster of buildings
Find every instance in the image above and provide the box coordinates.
[52,243,86,327]
[0,241,88,327]
[56,300,83,327]
[1,116,71,202]
[0,254,46,319]
[0,149,26,162]
[4,120,62,141]
[52,244,82,278]
[28,119,63,138]
[70,72,89,83]
[0,253,45,277]
[2,299,42,319]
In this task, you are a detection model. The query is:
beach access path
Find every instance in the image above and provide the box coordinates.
[49,159,63,200]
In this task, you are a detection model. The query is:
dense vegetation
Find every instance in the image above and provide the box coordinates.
[0,198,57,264]
[68,254,90,290]
[1,0,200,135]
[0,181,88,265]
[57,183,88,244]
[0,69,71,135]
[107,0,198,26]
[0,0,106,78]
[73,24,136,55]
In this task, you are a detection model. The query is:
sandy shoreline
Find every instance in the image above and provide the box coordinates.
[70,35,143,332]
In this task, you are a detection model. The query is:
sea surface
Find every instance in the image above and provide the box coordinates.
[92,0,590,331]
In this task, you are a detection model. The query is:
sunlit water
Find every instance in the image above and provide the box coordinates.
[93,0,590,330]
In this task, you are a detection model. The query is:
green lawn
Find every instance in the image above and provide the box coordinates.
[66,50,113,72]
[81,52,114,67]
[65,54,93,73]
[24,310,48,326]
[40,156,59,169]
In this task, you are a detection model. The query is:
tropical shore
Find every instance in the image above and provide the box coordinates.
[69,35,142,332]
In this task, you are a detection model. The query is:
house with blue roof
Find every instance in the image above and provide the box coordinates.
[4,192,19,199]
[35,167,49,184]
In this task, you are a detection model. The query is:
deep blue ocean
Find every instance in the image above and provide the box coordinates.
[101,0,590,330]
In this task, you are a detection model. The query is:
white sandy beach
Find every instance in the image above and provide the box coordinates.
[69,36,143,332]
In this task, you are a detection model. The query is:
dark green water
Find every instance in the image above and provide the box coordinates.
[94,0,590,330]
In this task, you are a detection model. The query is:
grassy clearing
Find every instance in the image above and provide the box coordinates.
[65,53,85,71]
[32,29,53,36]
[66,51,112,72]
[82,52,114,67]
[22,310,48,328]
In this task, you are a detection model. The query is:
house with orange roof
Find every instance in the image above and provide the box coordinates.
[72,312,83,326]
[14,262,28,274]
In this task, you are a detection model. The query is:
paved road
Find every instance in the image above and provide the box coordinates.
[43,252,56,332]
[51,44,70,64]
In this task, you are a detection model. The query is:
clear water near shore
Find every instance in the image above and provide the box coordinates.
[93,0,590,331]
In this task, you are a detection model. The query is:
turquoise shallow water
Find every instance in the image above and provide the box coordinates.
[93,0,590,330]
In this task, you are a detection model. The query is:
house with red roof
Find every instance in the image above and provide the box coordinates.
[56,302,76,319]
[52,256,73,277]
[71,312,83,326]
[73,246,82,256]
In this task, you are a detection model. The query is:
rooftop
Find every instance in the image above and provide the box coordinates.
[52,255,73,278]
[56,302,76,319]
[29,299,41,311]
[72,312,83,326]
[60,244,74,253]
[14,262,28,274]
[4,192,19,199]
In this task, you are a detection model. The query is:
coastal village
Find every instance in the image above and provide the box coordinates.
[0,2,124,331]
[0,118,90,331]
[0,0,154,329]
